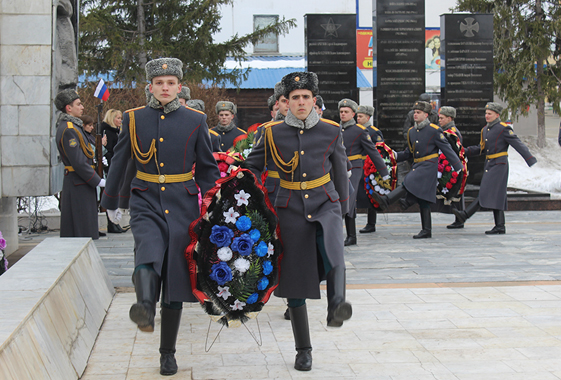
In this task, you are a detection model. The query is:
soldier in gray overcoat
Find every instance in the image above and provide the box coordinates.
[452,102,537,234]
[373,101,463,238]
[339,99,389,246]
[433,106,466,228]
[244,71,351,372]
[102,58,220,376]
[211,101,246,151]
[55,89,104,240]
[355,105,384,234]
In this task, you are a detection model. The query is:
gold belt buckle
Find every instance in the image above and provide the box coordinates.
[300,181,308,190]
[158,174,166,183]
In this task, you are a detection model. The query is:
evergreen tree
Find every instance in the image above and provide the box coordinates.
[455,0,561,147]
[79,0,296,86]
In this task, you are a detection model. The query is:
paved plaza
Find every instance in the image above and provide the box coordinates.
[19,210,561,379]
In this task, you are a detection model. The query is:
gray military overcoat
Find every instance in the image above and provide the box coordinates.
[102,104,219,304]
[465,119,536,210]
[56,118,102,239]
[398,121,462,203]
[342,121,389,218]
[245,116,349,299]
[211,126,246,152]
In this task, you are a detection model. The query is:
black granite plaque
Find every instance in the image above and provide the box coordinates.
[375,0,426,150]
[306,14,357,114]
[441,14,493,184]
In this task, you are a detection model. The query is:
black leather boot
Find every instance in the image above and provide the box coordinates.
[344,216,357,246]
[413,208,432,239]
[359,208,377,233]
[452,197,480,224]
[446,216,464,229]
[284,307,290,320]
[486,210,506,234]
[371,185,408,211]
[160,307,182,376]
[289,304,312,371]
[107,214,123,233]
[326,266,352,327]
[129,267,159,332]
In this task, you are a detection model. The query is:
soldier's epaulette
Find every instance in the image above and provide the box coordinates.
[451,127,457,133]
[209,129,219,137]
[500,122,511,128]
[186,106,204,115]
[356,124,367,130]
[320,118,340,127]
[237,127,248,134]
[125,106,146,113]
[429,123,440,130]
[262,121,283,129]
[370,126,380,132]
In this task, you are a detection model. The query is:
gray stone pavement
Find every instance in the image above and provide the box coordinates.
[77,210,561,380]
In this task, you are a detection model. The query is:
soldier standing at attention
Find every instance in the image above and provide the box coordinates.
[339,99,389,246]
[176,86,190,106]
[373,101,462,239]
[245,72,352,371]
[355,105,384,234]
[55,89,105,239]
[102,58,220,376]
[313,95,324,117]
[211,101,246,151]
[452,102,537,234]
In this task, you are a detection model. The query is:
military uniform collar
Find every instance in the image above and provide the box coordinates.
[340,119,356,130]
[415,118,430,130]
[441,121,455,131]
[284,109,320,129]
[148,96,181,114]
[361,121,372,128]
[215,120,236,133]
[274,112,286,121]
[487,118,501,128]
[59,112,83,127]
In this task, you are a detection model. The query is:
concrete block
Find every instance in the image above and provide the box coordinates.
[0,238,115,380]
[1,0,51,14]
[0,45,51,76]
[1,166,50,197]
[0,15,51,45]
[19,105,51,136]
[0,106,19,136]
[0,75,50,106]
[1,136,50,166]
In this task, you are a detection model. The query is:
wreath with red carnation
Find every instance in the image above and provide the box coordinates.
[436,130,468,204]
[186,166,282,327]
[363,142,398,208]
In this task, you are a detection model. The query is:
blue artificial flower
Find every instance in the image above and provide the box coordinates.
[231,234,254,256]
[209,262,233,286]
[257,277,269,290]
[255,241,268,257]
[209,225,234,248]
[246,293,259,305]
[262,260,273,276]
[249,228,261,242]
[235,216,252,231]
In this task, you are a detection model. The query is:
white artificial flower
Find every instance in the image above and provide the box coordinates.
[234,258,250,273]
[437,172,443,179]
[369,174,375,180]
[267,242,274,258]
[217,286,231,300]
[217,247,233,262]
[442,188,449,194]
[223,207,239,224]
[374,185,381,192]
[234,190,251,206]
[231,299,246,310]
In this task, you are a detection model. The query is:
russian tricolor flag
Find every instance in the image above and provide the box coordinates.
[94,79,110,101]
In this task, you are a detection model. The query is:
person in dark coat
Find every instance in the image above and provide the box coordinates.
[244,71,351,372]
[355,105,384,233]
[55,89,104,240]
[211,101,246,151]
[373,101,463,239]
[314,95,324,117]
[101,109,127,233]
[433,106,466,229]
[102,58,220,376]
[402,93,439,138]
[558,121,561,147]
[339,99,389,246]
[452,102,537,234]
[176,86,190,106]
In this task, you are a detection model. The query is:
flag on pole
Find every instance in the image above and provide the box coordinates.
[94,79,110,101]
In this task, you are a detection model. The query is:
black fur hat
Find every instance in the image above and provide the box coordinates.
[281,72,319,98]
